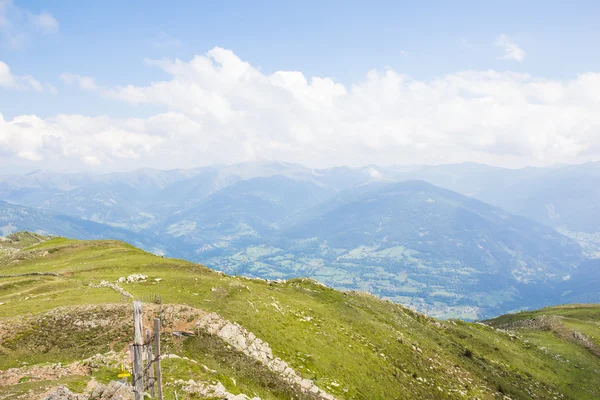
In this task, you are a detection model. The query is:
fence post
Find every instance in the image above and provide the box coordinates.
[145,329,156,397]
[154,317,163,400]
[133,301,145,400]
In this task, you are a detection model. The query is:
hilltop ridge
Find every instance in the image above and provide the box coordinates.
[1,234,599,399]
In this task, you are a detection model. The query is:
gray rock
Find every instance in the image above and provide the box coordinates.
[99,381,134,399]
[43,386,87,400]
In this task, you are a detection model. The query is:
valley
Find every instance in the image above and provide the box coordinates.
[1,161,599,319]
[3,4,599,398]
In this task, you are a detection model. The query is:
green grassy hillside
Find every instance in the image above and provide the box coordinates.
[1,234,599,399]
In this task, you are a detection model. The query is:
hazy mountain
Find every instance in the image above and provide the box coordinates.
[488,163,600,233]
[1,161,599,318]
[198,180,584,319]
[0,161,330,229]
[285,180,582,275]
[392,162,600,233]
[554,258,600,304]
[0,200,163,253]
[161,176,333,258]
[2,161,599,234]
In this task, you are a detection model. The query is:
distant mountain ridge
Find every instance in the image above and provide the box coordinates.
[1,160,599,318]
[2,160,599,231]
[201,179,584,319]
[0,200,164,254]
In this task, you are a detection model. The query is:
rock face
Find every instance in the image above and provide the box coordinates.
[44,381,135,400]
[44,386,87,400]
[196,312,336,400]
[172,379,259,399]
[91,380,135,399]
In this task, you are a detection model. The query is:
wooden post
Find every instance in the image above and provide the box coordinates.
[133,301,145,400]
[154,317,163,400]
[145,329,155,397]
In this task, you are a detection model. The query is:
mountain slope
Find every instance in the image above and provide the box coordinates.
[0,200,163,253]
[285,180,581,277]
[162,176,332,259]
[392,162,600,233]
[1,163,597,318]
[2,161,599,234]
[206,180,583,319]
[1,236,599,399]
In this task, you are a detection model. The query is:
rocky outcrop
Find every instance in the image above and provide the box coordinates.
[116,274,147,284]
[43,381,135,400]
[43,386,88,400]
[499,315,600,357]
[82,352,129,369]
[88,281,133,298]
[0,362,90,387]
[170,379,259,399]
[196,312,336,400]
[88,381,135,399]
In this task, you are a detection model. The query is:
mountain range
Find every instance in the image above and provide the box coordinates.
[1,160,599,319]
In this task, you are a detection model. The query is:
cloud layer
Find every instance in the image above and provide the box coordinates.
[0,60,44,91]
[2,47,600,171]
[495,34,526,62]
[0,0,59,49]
[60,73,97,90]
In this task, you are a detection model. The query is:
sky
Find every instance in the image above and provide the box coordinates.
[1,0,600,173]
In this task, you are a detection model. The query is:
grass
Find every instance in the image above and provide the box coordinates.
[1,235,599,399]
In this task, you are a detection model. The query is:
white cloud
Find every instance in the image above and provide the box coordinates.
[60,73,98,90]
[0,0,58,49]
[0,60,45,91]
[0,113,165,167]
[2,47,600,171]
[495,34,526,62]
[29,11,58,34]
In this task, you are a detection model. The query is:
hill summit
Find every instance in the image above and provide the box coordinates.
[1,234,599,399]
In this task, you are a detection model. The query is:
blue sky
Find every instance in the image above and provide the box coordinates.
[1,0,600,172]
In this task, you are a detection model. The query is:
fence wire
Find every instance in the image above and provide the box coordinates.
[130,335,160,393]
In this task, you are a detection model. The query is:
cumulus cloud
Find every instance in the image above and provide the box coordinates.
[0,113,165,167]
[60,73,98,90]
[0,60,44,91]
[0,0,59,49]
[495,34,526,62]
[2,47,600,171]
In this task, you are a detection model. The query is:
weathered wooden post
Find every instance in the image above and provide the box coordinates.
[133,301,145,400]
[154,317,163,400]
[145,329,155,397]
